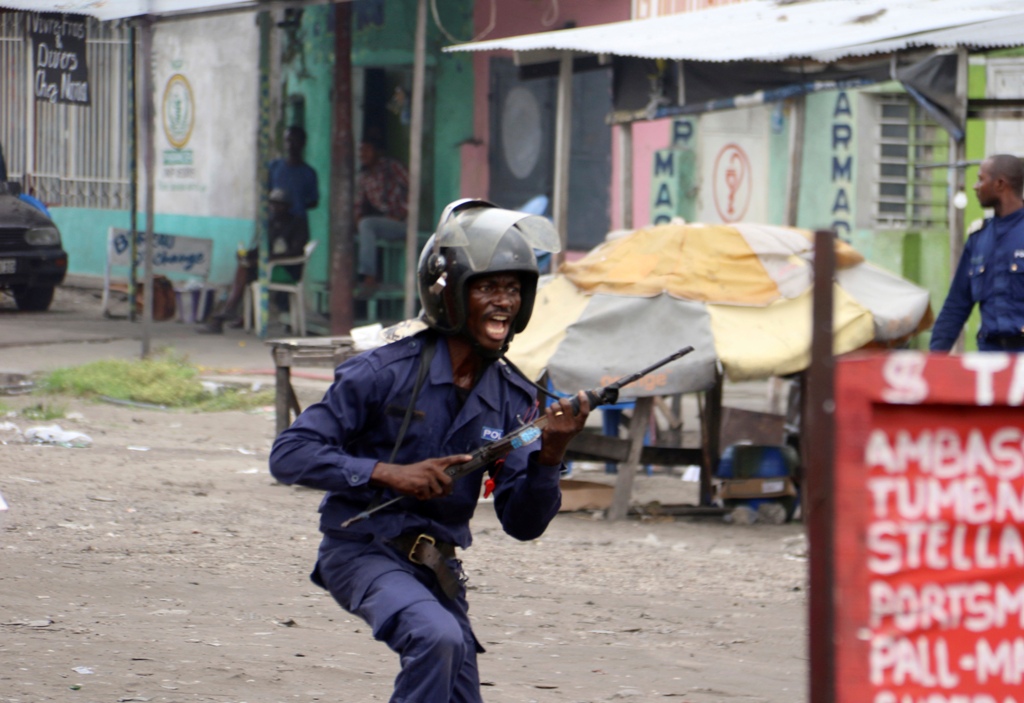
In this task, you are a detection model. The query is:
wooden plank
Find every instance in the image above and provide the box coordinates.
[608,395,653,521]
[564,432,701,466]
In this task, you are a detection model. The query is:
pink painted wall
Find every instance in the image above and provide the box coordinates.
[611,118,672,230]
[461,0,630,215]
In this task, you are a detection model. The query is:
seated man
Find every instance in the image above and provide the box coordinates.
[355,136,409,290]
[198,188,309,334]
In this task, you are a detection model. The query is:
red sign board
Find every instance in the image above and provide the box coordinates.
[835,353,1024,703]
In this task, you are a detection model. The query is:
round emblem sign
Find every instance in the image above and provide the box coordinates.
[162,74,194,150]
[712,143,752,223]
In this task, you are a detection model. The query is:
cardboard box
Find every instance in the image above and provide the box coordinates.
[713,476,798,501]
[559,479,614,512]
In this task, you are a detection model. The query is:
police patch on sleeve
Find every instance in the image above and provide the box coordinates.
[482,427,504,441]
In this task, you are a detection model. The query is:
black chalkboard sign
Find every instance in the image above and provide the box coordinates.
[27,12,91,106]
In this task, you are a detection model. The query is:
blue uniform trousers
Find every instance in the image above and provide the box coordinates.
[314,535,483,703]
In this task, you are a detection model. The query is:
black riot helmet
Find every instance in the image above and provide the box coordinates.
[418,199,561,347]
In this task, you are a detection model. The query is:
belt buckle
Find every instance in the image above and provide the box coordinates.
[408,533,435,564]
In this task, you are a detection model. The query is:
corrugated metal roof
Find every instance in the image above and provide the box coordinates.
[445,0,1024,63]
[0,0,328,21]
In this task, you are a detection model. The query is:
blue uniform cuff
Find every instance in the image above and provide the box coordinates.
[342,457,379,488]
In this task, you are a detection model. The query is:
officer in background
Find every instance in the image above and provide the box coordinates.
[269,199,589,703]
[930,154,1024,352]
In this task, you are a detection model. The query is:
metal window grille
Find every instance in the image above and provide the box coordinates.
[0,13,130,210]
[872,94,949,230]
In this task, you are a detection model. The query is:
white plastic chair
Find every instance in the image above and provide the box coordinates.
[244,240,317,336]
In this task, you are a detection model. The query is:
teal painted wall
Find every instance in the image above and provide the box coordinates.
[51,208,252,285]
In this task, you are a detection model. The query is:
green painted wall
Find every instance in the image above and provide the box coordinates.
[766,102,790,225]
[798,90,856,236]
[280,0,473,295]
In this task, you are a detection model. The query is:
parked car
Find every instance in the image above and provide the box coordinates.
[0,181,67,311]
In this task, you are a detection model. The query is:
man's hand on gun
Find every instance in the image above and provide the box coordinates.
[371,455,472,501]
[538,391,590,466]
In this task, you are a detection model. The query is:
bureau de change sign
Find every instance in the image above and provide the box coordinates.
[835,353,1024,703]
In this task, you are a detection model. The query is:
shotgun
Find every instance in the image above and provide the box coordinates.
[341,345,695,528]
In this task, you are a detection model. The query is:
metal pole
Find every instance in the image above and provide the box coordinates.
[255,11,272,336]
[138,16,156,358]
[551,51,573,267]
[329,1,355,334]
[806,229,836,703]
[403,0,427,319]
[947,47,969,354]
[618,122,633,230]
[128,25,138,322]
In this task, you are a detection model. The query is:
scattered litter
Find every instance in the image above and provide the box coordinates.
[0,421,21,434]
[65,412,85,421]
[3,618,53,627]
[87,495,118,503]
[0,491,7,511]
[127,446,151,452]
[250,382,263,392]
[200,381,223,395]
[13,476,39,483]
[118,697,152,702]
[24,424,93,448]
[680,465,701,482]
[98,396,168,411]
[237,447,256,455]
[72,666,94,675]
[237,468,260,474]
[0,373,34,396]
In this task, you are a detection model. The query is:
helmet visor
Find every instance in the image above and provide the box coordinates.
[435,208,561,272]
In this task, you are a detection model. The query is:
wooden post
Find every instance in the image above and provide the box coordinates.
[807,229,836,703]
[618,122,633,230]
[699,371,723,507]
[608,395,654,521]
[329,3,355,334]
[784,95,805,227]
[551,52,573,267]
[404,0,427,319]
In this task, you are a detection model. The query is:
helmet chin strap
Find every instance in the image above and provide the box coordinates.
[458,327,508,361]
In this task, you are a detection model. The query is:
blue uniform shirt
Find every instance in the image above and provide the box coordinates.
[269,331,564,548]
[929,207,1024,351]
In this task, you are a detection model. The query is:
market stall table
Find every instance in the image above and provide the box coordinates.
[265,336,360,435]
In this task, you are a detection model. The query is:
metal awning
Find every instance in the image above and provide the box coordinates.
[0,0,339,21]
[444,0,1024,63]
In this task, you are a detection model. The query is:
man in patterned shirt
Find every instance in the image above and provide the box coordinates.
[355,136,409,289]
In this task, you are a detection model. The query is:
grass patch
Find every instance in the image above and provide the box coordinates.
[38,352,273,412]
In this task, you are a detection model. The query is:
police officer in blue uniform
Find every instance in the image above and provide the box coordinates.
[269,199,589,703]
[930,154,1024,352]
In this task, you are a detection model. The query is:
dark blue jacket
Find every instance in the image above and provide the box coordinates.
[269,330,563,548]
[929,207,1024,351]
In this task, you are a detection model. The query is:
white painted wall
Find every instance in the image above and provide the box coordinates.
[698,105,769,225]
[152,14,258,220]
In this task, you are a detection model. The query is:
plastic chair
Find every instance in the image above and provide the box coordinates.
[244,240,317,336]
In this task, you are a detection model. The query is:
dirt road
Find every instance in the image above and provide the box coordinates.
[1,286,808,702]
[1,394,807,703]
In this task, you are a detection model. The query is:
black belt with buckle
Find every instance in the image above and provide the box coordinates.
[390,533,461,600]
